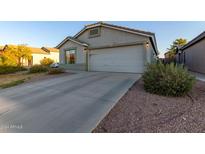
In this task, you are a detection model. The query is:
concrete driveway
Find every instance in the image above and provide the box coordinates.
[0,71,141,133]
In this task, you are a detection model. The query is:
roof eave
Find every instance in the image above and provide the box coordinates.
[180,31,205,51]
[149,36,158,56]
[73,22,158,54]
[57,22,158,54]
[56,37,88,49]
[74,23,155,39]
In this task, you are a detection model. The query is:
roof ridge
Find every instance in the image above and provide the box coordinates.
[43,46,58,49]
[84,22,154,35]
[104,22,154,35]
[1,44,51,54]
[3,44,56,50]
[56,36,88,48]
[85,21,103,27]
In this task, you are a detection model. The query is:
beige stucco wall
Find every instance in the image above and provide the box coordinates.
[59,26,156,68]
[78,26,156,63]
[20,51,59,66]
[32,52,59,65]
[77,26,148,48]
[145,39,156,63]
[48,52,59,63]
[32,54,47,65]
[59,41,85,64]
[184,38,205,73]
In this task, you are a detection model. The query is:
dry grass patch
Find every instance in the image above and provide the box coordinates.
[0,79,25,89]
[0,71,73,89]
[0,72,47,88]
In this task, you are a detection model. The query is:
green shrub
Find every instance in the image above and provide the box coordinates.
[40,58,54,66]
[48,68,65,75]
[29,65,48,73]
[142,62,196,97]
[0,66,27,74]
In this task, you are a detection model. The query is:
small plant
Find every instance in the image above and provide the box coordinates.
[48,68,65,75]
[143,62,196,97]
[0,79,25,89]
[0,66,27,74]
[29,65,48,73]
[40,58,54,66]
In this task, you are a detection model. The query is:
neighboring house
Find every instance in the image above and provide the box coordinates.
[177,31,205,74]
[1,45,59,66]
[28,47,59,66]
[56,22,158,73]
[164,51,172,63]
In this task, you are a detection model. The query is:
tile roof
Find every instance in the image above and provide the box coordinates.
[84,22,155,36]
[1,45,55,55]
[75,22,158,55]
[42,47,59,52]
[29,47,49,54]
[56,22,158,55]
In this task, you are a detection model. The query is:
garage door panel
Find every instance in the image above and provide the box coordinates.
[89,45,145,73]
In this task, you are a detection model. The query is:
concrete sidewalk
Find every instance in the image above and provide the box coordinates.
[190,71,205,82]
[0,72,141,133]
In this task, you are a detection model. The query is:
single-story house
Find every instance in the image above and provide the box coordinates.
[28,46,59,66]
[177,31,205,74]
[0,45,59,66]
[56,22,158,73]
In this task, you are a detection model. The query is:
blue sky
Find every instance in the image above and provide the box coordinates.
[0,21,205,57]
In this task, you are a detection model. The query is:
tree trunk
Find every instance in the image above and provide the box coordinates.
[18,57,21,66]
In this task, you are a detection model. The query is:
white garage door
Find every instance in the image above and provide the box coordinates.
[89,45,145,73]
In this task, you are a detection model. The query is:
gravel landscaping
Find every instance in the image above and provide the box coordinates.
[93,79,205,133]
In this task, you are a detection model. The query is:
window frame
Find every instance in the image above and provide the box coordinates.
[64,47,77,64]
[88,27,101,38]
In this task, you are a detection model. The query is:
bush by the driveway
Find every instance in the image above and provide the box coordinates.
[40,58,54,66]
[29,65,48,73]
[143,62,196,96]
[0,66,27,74]
[48,68,65,75]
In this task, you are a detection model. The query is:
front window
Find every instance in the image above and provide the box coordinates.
[65,49,76,64]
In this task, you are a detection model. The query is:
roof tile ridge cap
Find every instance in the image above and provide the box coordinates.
[101,22,155,35]
[84,22,155,35]
[85,21,102,27]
